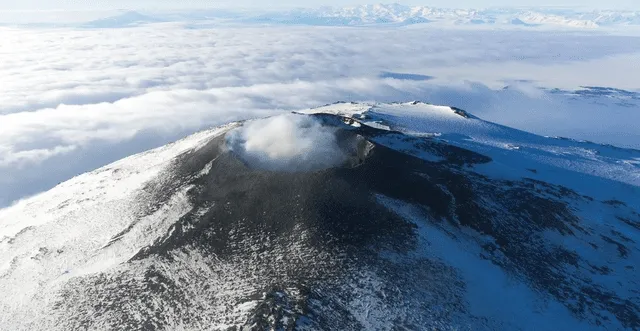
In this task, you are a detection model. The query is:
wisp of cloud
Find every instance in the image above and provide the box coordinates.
[226,114,347,172]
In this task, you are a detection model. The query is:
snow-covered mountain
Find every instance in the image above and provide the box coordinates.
[81,11,166,28]
[252,4,605,28]
[261,4,639,28]
[1,102,639,330]
[71,5,640,29]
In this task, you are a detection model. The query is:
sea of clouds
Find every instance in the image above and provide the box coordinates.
[1,23,640,206]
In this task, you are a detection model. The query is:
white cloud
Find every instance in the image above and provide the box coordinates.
[0,145,77,167]
[1,24,640,206]
[226,114,347,172]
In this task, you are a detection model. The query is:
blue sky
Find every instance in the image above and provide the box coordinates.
[0,0,637,10]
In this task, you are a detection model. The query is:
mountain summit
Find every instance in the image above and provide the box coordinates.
[1,102,638,330]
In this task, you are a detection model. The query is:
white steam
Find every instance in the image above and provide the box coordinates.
[226,114,347,172]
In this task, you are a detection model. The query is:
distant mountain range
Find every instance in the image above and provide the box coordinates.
[76,4,640,29]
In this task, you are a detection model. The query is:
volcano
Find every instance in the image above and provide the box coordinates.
[1,102,639,330]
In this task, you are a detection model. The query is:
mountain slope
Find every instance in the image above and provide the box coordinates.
[1,102,639,330]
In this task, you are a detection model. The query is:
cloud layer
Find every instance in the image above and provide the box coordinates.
[1,24,640,206]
